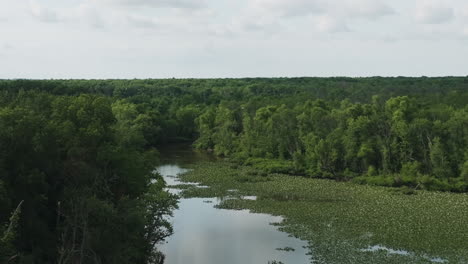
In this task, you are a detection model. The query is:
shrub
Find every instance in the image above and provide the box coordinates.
[353,175,395,187]
[244,158,296,174]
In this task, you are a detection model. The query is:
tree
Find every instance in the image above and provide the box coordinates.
[0,201,23,263]
[430,137,450,179]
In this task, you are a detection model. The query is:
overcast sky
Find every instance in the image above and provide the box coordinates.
[0,0,467,78]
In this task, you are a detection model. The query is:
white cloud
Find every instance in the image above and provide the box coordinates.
[73,3,106,28]
[29,0,216,32]
[251,0,324,18]
[28,1,109,29]
[244,0,394,35]
[463,27,468,37]
[250,0,394,20]
[460,6,468,21]
[463,7,468,16]
[0,43,12,58]
[2,43,13,50]
[415,3,454,24]
[315,15,349,33]
[94,0,206,9]
[29,0,59,23]
[344,0,395,20]
[228,14,280,35]
[125,15,159,29]
[0,43,11,55]
[26,0,209,30]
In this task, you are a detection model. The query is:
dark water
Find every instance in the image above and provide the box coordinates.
[156,145,310,264]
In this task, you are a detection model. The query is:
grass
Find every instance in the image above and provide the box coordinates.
[178,161,468,264]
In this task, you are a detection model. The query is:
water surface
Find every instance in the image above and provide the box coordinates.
[157,146,310,264]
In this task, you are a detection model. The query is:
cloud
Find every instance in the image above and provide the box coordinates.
[0,43,12,58]
[315,15,349,33]
[415,3,454,24]
[244,0,393,35]
[25,0,217,34]
[461,6,468,20]
[94,0,206,9]
[227,14,280,35]
[28,1,108,28]
[250,0,393,20]
[74,3,106,28]
[125,14,159,29]
[2,43,13,50]
[251,0,324,18]
[344,0,395,20]
[29,0,59,23]
[463,27,468,37]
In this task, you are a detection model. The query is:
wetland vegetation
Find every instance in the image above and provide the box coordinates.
[179,161,468,263]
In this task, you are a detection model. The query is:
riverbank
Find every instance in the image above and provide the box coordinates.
[177,161,468,264]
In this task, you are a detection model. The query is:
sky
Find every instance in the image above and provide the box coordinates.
[0,0,467,78]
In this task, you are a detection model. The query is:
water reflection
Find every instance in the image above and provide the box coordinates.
[156,165,190,186]
[156,160,310,264]
[360,245,448,263]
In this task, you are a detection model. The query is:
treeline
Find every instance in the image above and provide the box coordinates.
[195,95,468,191]
[0,90,177,263]
[2,77,468,105]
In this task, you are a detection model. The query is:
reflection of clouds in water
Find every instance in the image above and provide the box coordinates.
[163,198,308,264]
[156,164,309,264]
[361,245,410,256]
[156,164,190,185]
[156,162,310,264]
[360,245,448,263]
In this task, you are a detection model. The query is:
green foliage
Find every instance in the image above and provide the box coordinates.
[430,137,450,179]
[461,161,468,182]
[181,79,468,192]
[353,175,395,187]
[194,106,217,149]
[0,201,23,263]
[0,91,176,263]
[244,158,296,174]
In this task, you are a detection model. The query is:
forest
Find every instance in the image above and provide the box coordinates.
[0,77,467,263]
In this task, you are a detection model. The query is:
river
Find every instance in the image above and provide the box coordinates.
[156,146,310,264]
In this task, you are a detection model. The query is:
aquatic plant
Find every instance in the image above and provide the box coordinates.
[179,161,468,263]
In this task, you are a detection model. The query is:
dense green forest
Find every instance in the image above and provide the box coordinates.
[0,89,177,263]
[0,77,467,263]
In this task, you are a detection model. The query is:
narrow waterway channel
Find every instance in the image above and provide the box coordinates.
[156,146,310,264]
